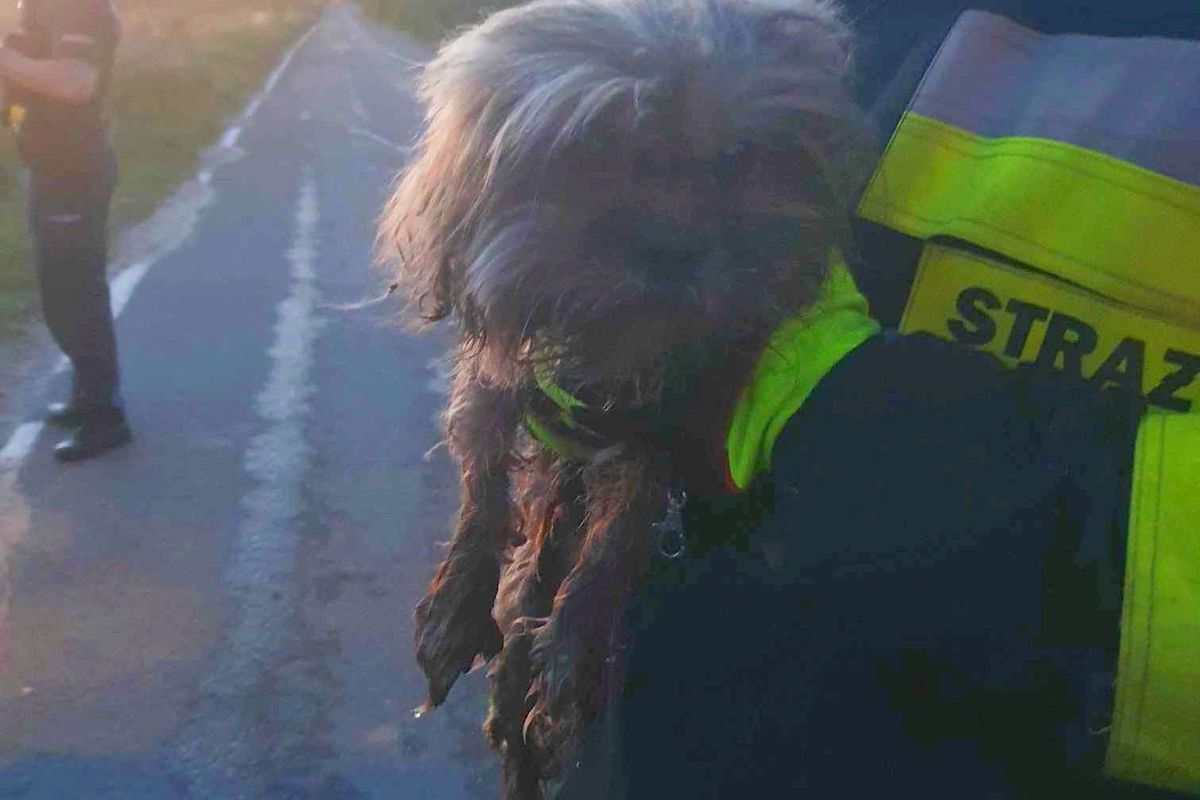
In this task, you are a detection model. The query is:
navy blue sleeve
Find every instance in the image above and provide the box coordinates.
[758,332,1139,794]
[615,333,1148,800]
[843,0,1200,327]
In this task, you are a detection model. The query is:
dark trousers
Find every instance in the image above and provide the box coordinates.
[28,152,120,410]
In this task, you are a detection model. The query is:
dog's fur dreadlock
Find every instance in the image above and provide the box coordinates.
[379,0,873,795]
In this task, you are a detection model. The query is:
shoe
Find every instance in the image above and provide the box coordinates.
[46,401,86,427]
[53,415,133,463]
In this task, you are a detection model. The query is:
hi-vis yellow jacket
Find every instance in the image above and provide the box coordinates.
[858,11,1200,794]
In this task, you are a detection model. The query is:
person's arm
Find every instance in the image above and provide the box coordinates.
[0,44,98,104]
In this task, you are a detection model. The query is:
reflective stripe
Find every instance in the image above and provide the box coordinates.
[858,10,1200,328]
[859,113,1200,327]
[726,256,879,490]
[858,14,1200,788]
[909,11,1200,187]
[524,411,592,460]
[900,244,1200,412]
[534,360,588,416]
[1107,412,1200,794]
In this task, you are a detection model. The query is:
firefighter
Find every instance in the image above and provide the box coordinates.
[1,0,129,461]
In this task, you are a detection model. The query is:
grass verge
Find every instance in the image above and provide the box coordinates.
[358,0,516,44]
[0,0,322,340]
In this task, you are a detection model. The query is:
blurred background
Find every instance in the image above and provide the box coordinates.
[0,0,321,340]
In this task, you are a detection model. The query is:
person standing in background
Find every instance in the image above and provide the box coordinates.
[1,0,128,462]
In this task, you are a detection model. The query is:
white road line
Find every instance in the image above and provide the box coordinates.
[16,255,152,429]
[348,92,368,123]
[263,25,316,95]
[0,423,43,467]
[220,23,319,153]
[174,171,322,797]
[0,21,319,470]
[354,10,425,69]
[109,259,152,318]
[48,258,151,376]
[220,125,243,150]
[348,125,404,151]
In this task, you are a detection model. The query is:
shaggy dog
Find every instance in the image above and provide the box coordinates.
[379,1,873,796]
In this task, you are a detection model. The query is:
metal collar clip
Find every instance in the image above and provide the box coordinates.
[653,487,688,560]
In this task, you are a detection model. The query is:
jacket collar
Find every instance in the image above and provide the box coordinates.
[725,255,879,491]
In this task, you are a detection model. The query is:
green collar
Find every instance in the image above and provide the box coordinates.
[725,256,879,490]
[526,255,880,486]
[525,355,598,460]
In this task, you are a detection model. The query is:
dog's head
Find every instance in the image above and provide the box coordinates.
[383,0,872,411]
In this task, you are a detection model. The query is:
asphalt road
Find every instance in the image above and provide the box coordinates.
[0,5,498,798]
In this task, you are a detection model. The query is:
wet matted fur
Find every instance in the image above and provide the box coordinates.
[378,1,874,796]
